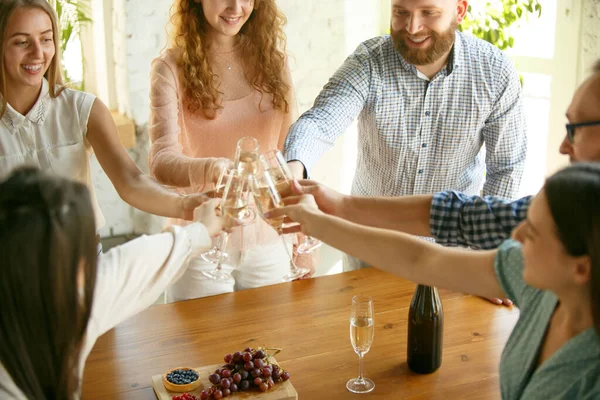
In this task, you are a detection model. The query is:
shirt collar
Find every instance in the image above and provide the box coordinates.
[394,30,463,77]
[1,78,51,133]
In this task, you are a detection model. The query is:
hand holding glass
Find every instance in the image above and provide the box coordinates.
[347,295,375,394]
[249,167,310,282]
[202,170,252,280]
[201,167,233,264]
[261,150,322,254]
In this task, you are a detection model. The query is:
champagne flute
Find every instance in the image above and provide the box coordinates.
[261,150,322,254]
[235,137,260,176]
[248,168,310,282]
[201,167,232,264]
[202,170,253,280]
[347,295,375,394]
[234,137,259,222]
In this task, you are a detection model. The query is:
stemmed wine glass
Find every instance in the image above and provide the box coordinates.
[235,137,260,176]
[202,170,253,280]
[261,150,322,254]
[347,295,375,394]
[248,165,310,282]
[235,137,260,221]
[201,167,232,264]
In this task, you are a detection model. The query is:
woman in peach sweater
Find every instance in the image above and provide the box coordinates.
[148,0,313,301]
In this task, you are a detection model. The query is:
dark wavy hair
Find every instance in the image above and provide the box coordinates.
[0,168,97,399]
[169,0,289,118]
[545,162,600,335]
[0,0,64,118]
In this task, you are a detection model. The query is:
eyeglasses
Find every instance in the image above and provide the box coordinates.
[565,120,600,143]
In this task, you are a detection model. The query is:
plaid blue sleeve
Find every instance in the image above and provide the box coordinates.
[482,59,527,198]
[283,44,371,175]
[430,191,532,249]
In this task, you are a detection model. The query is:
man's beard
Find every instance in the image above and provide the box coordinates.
[391,20,458,66]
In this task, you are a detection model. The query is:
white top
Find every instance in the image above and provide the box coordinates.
[0,79,104,228]
[0,223,212,399]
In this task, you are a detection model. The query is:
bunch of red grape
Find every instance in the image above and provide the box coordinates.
[172,393,198,400]
[199,347,291,399]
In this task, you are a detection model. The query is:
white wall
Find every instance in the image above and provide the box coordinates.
[580,0,600,81]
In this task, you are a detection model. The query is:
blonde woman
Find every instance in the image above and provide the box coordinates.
[0,0,206,238]
[149,0,314,301]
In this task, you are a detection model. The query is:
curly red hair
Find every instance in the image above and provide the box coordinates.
[170,0,289,118]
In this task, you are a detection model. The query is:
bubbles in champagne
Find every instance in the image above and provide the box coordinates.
[350,317,374,355]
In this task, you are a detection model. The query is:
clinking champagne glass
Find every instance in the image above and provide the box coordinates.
[235,136,260,176]
[234,137,259,221]
[202,170,253,280]
[347,295,375,394]
[201,167,232,264]
[248,168,310,282]
[261,150,322,254]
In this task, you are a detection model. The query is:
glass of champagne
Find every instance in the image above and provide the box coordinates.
[347,295,375,394]
[248,167,310,282]
[235,137,260,176]
[201,167,232,264]
[202,170,252,280]
[261,150,322,254]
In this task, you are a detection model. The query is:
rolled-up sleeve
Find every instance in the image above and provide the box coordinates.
[430,190,532,249]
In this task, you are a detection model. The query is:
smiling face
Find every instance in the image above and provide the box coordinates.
[2,6,55,92]
[197,0,254,40]
[390,0,467,66]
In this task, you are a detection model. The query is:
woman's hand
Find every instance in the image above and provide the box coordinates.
[179,193,210,220]
[211,158,234,184]
[193,199,224,237]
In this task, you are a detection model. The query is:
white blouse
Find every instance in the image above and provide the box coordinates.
[0,79,104,228]
[0,223,212,399]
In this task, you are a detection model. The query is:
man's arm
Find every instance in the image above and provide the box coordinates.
[482,60,527,198]
[431,191,532,249]
[286,181,531,250]
[283,44,372,178]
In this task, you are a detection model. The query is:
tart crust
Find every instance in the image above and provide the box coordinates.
[162,367,201,393]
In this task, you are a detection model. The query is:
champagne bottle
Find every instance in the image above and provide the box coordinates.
[407,285,444,374]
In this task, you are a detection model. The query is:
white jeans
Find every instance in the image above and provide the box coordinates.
[166,235,294,302]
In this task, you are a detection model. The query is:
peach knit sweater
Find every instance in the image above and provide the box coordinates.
[148,48,297,252]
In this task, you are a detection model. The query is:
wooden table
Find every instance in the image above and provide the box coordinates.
[82,268,519,399]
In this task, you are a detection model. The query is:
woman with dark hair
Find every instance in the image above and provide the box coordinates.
[0,0,207,234]
[0,168,223,399]
[148,0,314,301]
[268,163,600,397]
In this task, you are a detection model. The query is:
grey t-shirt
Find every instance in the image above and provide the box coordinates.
[495,240,600,399]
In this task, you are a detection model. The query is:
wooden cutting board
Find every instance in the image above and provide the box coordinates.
[152,358,297,400]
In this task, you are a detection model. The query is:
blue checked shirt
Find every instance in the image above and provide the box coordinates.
[284,31,527,198]
[430,191,532,249]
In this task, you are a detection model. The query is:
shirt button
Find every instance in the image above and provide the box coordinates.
[418,169,424,174]
[425,111,430,116]
[422,143,427,148]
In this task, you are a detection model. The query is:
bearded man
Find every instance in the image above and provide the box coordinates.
[283,0,528,270]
